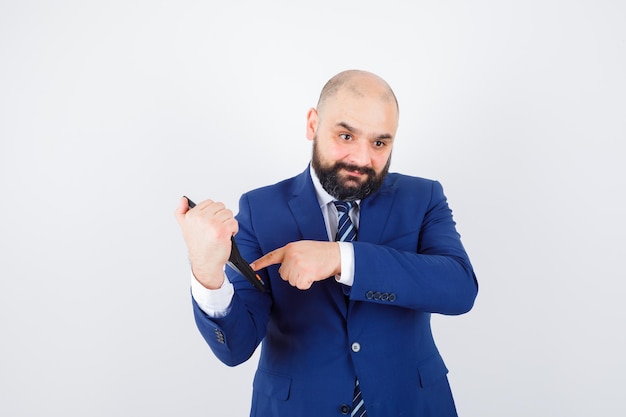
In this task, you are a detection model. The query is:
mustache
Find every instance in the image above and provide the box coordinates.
[335,162,376,177]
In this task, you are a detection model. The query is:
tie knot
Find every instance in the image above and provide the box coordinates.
[333,200,353,214]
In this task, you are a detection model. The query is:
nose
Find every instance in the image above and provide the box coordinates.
[347,140,371,167]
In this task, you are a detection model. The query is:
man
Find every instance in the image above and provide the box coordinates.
[175,70,478,417]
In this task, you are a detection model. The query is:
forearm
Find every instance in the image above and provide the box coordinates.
[192,287,270,366]
[192,265,272,366]
[351,243,477,314]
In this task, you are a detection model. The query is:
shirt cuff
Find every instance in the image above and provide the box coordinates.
[190,271,234,318]
[335,242,355,286]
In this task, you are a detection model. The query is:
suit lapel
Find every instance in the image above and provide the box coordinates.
[358,177,398,244]
[287,169,328,242]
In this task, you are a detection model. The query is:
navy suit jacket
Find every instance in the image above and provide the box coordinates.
[193,167,478,417]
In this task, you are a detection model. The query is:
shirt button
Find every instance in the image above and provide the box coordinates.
[340,404,351,414]
[351,342,361,352]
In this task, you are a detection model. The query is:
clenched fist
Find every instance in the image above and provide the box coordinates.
[174,197,237,289]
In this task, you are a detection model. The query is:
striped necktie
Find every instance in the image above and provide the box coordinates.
[334,201,357,242]
[332,201,367,417]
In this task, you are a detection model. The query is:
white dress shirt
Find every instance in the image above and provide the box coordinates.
[191,165,358,317]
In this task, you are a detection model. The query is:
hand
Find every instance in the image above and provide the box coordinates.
[251,241,341,290]
[174,197,238,289]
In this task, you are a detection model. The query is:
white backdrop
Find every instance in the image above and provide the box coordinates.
[1,1,625,416]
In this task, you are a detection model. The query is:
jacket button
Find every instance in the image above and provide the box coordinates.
[365,291,374,299]
[381,292,389,301]
[340,404,351,414]
[388,293,396,302]
[351,342,361,352]
[373,291,381,300]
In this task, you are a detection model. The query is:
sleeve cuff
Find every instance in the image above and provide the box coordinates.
[190,271,234,318]
[335,242,355,286]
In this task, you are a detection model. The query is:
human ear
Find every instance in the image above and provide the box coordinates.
[305,107,318,141]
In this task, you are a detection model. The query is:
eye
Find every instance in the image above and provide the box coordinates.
[373,140,386,148]
[339,133,352,141]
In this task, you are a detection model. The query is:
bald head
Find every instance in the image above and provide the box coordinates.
[306,69,398,200]
[316,70,399,116]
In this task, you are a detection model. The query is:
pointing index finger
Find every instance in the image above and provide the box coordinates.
[251,246,286,271]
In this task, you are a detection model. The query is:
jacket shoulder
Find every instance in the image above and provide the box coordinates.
[383,172,443,196]
[385,172,437,187]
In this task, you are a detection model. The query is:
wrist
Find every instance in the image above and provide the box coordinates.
[191,264,225,290]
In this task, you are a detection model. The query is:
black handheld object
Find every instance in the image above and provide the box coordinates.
[184,196,266,292]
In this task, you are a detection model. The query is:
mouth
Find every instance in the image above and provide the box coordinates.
[340,171,368,187]
[341,166,367,177]
[341,169,364,180]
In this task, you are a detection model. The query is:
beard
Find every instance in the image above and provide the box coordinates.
[311,140,391,201]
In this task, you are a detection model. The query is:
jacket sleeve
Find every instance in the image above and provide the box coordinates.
[350,180,478,315]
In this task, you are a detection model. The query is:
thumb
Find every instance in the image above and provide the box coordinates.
[174,196,190,225]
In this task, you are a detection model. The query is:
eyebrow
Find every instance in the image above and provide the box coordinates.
[336,122,394,140]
